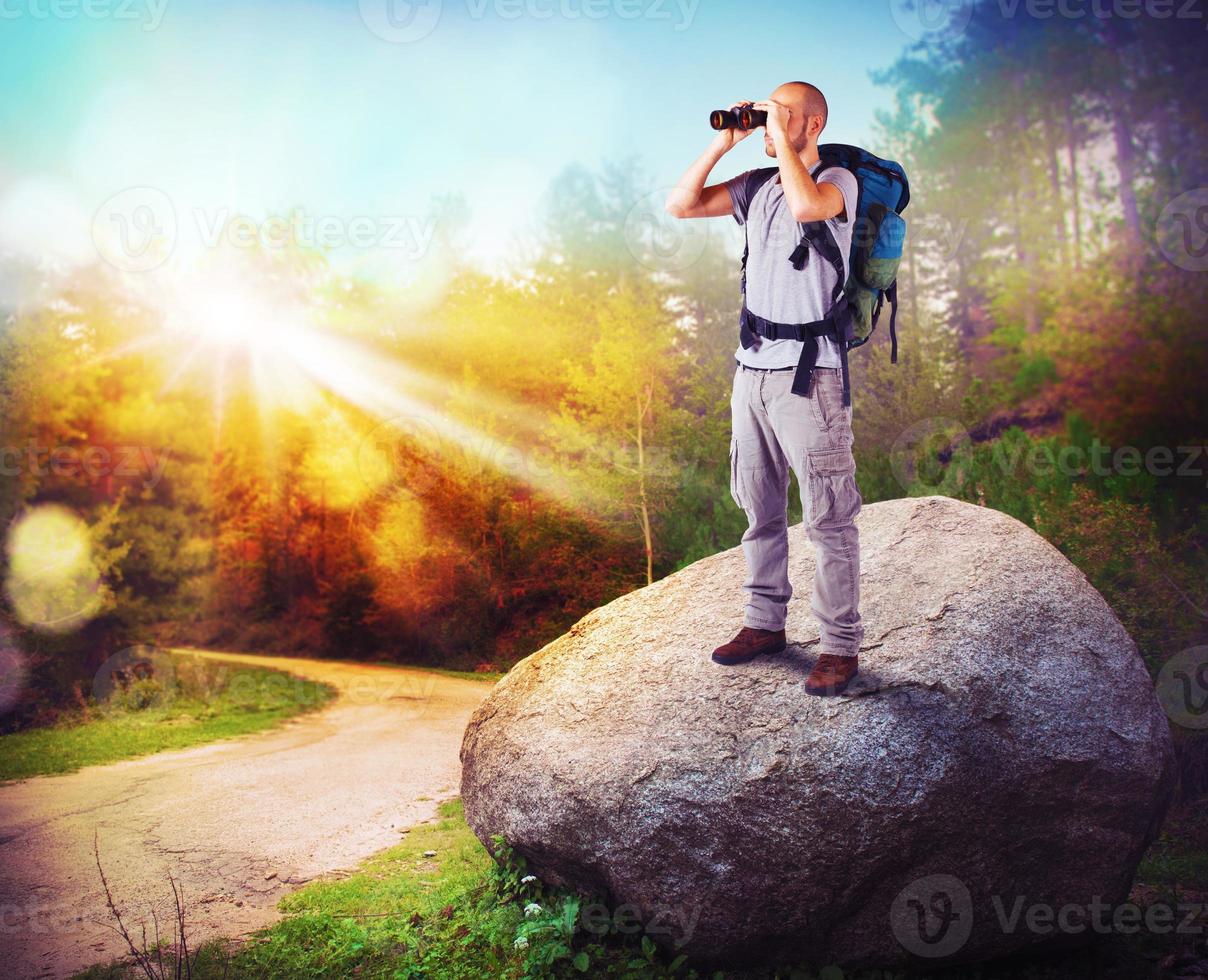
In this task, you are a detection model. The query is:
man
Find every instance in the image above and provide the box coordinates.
[665,81,863,696]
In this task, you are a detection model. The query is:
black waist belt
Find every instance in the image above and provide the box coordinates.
[739,303,852,407]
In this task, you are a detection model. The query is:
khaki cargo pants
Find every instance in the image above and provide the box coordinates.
[729,362,864,657]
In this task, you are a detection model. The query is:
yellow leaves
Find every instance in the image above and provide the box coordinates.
[299,410,386,512]
[370,495,430,572]
[366,495,461,615]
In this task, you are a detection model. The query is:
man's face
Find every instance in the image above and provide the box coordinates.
[763,85,821,158]
[764,89,815,158]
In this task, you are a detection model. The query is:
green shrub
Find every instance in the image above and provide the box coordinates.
[108,676,165,712]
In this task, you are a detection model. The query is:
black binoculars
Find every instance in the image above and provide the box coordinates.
[710,106,768,131]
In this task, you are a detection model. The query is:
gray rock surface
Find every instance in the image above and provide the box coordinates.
[460,496,1176,969]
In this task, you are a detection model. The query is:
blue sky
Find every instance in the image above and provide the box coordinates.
[0,0,918,275]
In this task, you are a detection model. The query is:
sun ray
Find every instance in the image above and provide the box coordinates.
[126,261,633,524]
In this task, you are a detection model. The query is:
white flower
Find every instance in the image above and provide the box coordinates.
[524,902,542,918]
[520,875,537,884]
[514,935,529,949]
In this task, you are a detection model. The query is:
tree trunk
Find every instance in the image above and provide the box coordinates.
[1007,94,1041,334]
[635,384,654,586]
[1111,106,1142,251]
[1064,97,1083,272]
[1152,98,1179,204]
[1099,21,1143,251]
[1010,182,1041,335]
[1042,102,1069,272]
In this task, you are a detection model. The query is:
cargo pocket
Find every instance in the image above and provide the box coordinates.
[729,437,769,514]
[806,446,861,529]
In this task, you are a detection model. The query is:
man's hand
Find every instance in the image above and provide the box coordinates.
[753,99,792,145]
[666,100,757,220]
[712,100,757,152]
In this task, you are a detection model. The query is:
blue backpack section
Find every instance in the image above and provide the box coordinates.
[818,143,910,355]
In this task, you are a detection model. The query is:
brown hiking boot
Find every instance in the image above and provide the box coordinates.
[711,626,786,666]
[805,653,859,696]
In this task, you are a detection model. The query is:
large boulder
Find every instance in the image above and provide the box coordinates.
[460,496,1176,969]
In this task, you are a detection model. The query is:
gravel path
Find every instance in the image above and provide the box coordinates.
[0,651,493,979]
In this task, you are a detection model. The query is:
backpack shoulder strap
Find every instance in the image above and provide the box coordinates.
[739,168,780,295]
[743,167,779,202]
[790,220,846,308]
[792,156,853,276]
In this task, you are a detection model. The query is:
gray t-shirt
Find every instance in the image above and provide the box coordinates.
[725,162,859,370]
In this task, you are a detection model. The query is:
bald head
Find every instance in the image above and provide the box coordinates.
[773,81,829,134]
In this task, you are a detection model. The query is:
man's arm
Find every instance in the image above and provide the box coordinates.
[754,100,846,224]
[665,103,754,219]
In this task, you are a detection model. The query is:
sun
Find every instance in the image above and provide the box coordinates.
[166,273,290,355]
[146,266,331,419]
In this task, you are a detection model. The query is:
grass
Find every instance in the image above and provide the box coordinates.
[75,800,1208,980]
[428,667,508,683]
[1138,807,1208,905]
[0,653,336,782]
[370,662,508,684]
[76,799,697,980]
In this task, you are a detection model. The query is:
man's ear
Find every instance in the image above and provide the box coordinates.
[808,114,824,140]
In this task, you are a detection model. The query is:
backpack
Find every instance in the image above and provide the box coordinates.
[737,143,911,406]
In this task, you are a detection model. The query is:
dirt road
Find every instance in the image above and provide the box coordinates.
[0,651,494,979]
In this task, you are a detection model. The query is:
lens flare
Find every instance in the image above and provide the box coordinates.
[3,505,103,633]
